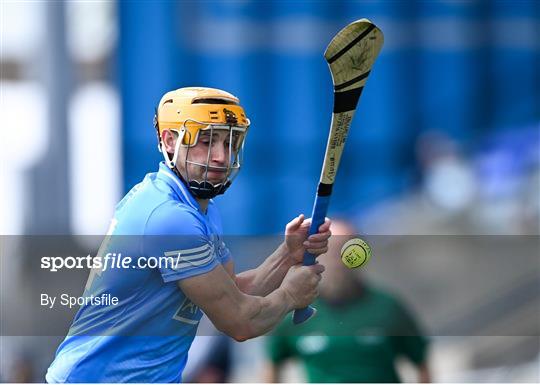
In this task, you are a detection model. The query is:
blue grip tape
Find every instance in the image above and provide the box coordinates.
[293,193,331,325]
[302,195,330,266]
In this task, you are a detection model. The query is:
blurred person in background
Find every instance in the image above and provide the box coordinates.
[182,317,232,383]
[3,354,36,383]
[46,87,330,383]
[182,334,232,383]
[263,220,430,383]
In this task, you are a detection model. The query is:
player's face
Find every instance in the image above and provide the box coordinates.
[177,129,236,184]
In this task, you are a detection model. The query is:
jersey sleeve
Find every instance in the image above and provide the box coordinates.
[217,240,232,265]
[143,201,220,283]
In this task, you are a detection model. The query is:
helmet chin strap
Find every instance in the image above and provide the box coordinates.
[186,179,232,199]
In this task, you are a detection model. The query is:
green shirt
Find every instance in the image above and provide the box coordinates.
[266,286,428,383]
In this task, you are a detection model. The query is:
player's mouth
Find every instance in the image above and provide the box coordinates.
[206,165,227,173]
[207,172,225,180]
[204,167,227,179]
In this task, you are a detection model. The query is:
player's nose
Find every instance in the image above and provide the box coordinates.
[211,142,228,164]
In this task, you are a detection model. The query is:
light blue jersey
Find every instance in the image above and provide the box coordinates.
[46,163,231,383]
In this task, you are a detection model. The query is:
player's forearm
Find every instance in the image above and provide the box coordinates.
[224,287,293,341]
[236,242,293,296]
[244,287,294,338]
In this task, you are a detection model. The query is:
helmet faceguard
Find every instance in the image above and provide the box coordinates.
[175,121,247,199]
[154,87,250,199]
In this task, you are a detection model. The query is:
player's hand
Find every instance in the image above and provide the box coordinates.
[281,263,325,309]
[285,214,332,264]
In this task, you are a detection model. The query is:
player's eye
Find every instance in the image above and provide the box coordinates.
[199,136,211,144]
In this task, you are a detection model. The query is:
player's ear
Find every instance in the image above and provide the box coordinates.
[161,130,177,153]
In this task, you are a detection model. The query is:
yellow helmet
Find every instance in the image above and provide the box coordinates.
[154,87,250,147]
[153,87,251,199]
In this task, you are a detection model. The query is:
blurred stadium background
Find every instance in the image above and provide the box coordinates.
[1,1,539,382]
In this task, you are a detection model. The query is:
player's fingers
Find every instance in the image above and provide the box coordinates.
[305,237,330,250]
[306,246,329,256]
[300,218,331,233]
[307,231,331,242]
[286,214,304,232]
[309,263,325,275]
[318,218,332,233]
[300,217,312,229]
[304,239,328,249]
